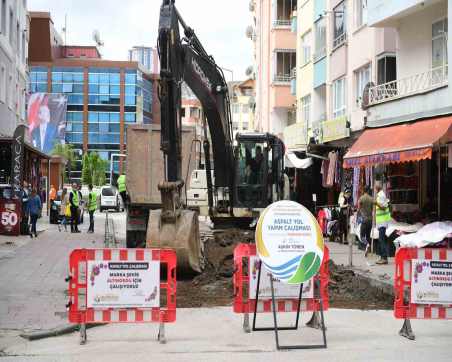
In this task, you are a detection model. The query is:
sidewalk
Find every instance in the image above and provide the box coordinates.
[326,240,395,294]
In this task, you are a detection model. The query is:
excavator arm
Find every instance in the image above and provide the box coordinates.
[157,0,234,188]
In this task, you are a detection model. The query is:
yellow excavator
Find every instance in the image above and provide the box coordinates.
[146,0,285,273]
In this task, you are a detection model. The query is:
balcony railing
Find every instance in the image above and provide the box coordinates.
[368,65,448,106]
[273,74,291,83]
[273,19,291,27]
[333,32,347,49]
[290,68,296,79]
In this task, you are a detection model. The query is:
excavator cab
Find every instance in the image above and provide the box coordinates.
[233,133,285,209]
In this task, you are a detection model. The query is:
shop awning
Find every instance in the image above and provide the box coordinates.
[285,153,313,169]
[343,117,452,168]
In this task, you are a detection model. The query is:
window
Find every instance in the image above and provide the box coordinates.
[242,104,250,114]
[8,8,12,45]
[16,21,19,53]
[275,0,297,25]
[1,0,5,35]
[432,18,448,69]
[274,51,296,82]
[301,94,311,125]
[181,108,186,117]
[314,17,326,61]
[8,72,13,109]
[62,83,73,93]
[301,31,311,65]
[232,103,240,113]
[377,55,396,85]
[355,0,367,28]
[333,1,346,48]
[355,64,371,105]
[190,107,200,118]
[333,77,346,118]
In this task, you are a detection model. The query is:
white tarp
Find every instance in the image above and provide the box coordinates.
[394,221,452,248]
[285,153,313,169]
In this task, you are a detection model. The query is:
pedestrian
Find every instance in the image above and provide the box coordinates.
[338,188,352,244]
[21,180,30,235]
[49,184,56,203]
[69,183,81,233]
[27,189,42,238]
[59,188,69,232]
[375,181,391,265]
[87,184,97,233]
[358,186,373,257]
[117,173,127,208]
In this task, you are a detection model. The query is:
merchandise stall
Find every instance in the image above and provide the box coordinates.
[342,116,452,251]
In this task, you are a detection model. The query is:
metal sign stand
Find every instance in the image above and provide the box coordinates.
[251,261,327,350]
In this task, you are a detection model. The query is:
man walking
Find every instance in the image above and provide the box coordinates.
[358,186,373,257]
[375,181,391,265]
[87,184,97,233]
[69,183,81,233]
[27,189,41,238]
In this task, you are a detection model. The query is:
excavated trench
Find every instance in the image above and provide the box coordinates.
[177,228,393,310]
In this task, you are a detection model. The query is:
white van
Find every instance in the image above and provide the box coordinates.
[99,186,122,212]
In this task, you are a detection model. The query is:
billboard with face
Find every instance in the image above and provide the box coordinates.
[27,93,68,155]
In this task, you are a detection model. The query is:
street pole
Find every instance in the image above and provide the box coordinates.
[220,67,234,82]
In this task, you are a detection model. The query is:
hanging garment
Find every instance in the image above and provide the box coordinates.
[326,152,337,187]
[321,160,330,187]
[352,167,360,206]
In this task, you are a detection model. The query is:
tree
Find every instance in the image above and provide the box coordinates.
[80,152,108,186]
[81,154,92,185]
[52,144,76,183]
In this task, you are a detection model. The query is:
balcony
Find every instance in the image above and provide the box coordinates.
[332,32,347,50]
[367,65,448,106]
[368,0,437,27]
[273,74,291,84]
[273,19,292,28]
[291,11,297,33]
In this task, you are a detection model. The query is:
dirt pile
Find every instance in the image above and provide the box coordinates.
[177,228,393,310]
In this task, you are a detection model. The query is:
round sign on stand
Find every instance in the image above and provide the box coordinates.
[255,200,324,285]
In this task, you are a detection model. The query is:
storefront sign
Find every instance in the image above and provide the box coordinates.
[256,200,324,285]
[10,125,26,198]
[87,261,160,308]
[249,256,313,298]
[411,259,452,305]
[321,116,349,143]
[0,199,21,236]
[344,147,432,168]
[283,123,307,150]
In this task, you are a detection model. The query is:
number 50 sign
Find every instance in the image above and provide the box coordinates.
[0,200,21,236]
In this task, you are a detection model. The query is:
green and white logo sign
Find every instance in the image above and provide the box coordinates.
[255,200,324,285]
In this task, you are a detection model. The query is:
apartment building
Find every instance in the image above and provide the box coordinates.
[287,0,397,151]
[250,0,297,136]
[230,79,255,132]
[0,0,28,137]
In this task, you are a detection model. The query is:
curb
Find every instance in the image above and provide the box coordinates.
[20,324,102,341]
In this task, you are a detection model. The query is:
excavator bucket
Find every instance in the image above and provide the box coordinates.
[146,209,204,274]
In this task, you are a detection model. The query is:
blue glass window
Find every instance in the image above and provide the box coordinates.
[124,113,135,123]
[99,95,109,103]
[68,94,83,104]
[99,123,109,133]
[110,73,120,83]
[36,72,48,82]
[62,73,73,82]
[89,124,99,132]
[52,83,62,93]
[89,134,99,143]
[99,112,109,122]
[99,85,109,94]
[99,74,109,83]
[73,84,84,93]
[125,73,136,84]
[88,112,98,122]
[125,95,136,105]
[88,73,99,83]
[110,85,120,94]
[72,123,83,132]
[37,83,47,92]
[62,83,73,93]
[110,112,120,122]
[125,85,135,95]
[73,73,84,82]
[109,124,120,132]
[66,123,72,132]
[89,95,99,104]
[89,84,98,93]
[52,73,62,82]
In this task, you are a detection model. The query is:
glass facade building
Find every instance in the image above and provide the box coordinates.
[29,64,154,182]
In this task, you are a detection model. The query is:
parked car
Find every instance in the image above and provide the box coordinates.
[100,186,121,212]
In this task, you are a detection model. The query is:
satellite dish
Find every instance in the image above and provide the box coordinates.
[92,29,104,47]
[361,81,375,110]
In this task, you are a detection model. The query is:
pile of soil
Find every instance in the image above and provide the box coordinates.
[177,228,393,310]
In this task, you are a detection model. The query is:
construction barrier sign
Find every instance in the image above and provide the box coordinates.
[233,243,329,314]
[394,247,452,340]
[67,248,176,344]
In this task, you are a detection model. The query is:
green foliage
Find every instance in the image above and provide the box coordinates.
[81,152,108,186]
[51,143,76,183]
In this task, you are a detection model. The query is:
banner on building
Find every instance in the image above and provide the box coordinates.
[27,93,68,155]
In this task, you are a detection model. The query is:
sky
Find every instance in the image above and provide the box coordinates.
[28,0,253,81]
